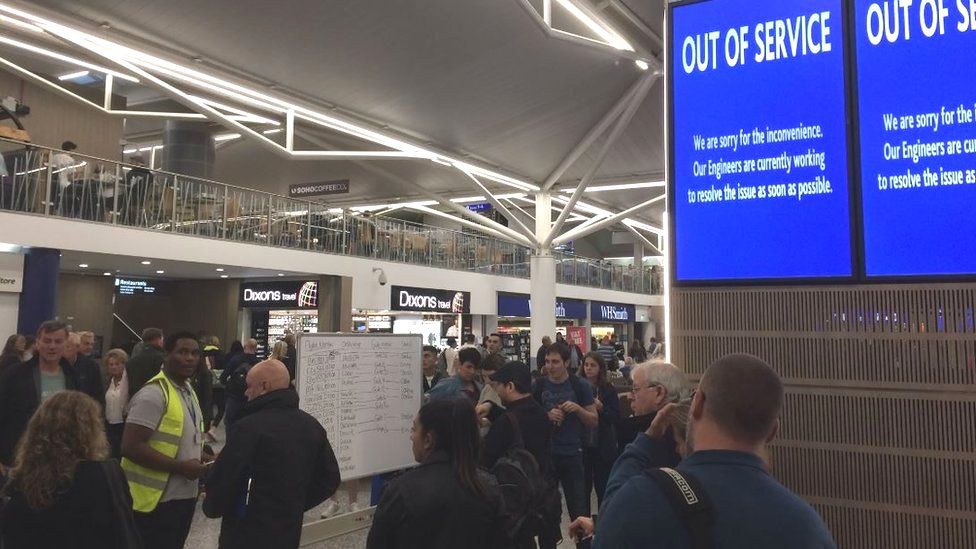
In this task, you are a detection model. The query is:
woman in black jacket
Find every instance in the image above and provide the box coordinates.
[581,352,621,511]
[1,391,141,549]
[367,399,506,549]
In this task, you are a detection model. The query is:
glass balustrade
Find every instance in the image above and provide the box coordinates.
[0,137,661,294]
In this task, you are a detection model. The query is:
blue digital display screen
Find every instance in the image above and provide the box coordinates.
[855,0,976,276]
[671,0,853,282]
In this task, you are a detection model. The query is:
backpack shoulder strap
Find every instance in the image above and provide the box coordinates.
[568,373,586,405]
[645,467,713,549]
[532,379,543,404]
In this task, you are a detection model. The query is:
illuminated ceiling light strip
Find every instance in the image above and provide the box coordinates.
[54,31,295,158]
[350,200,438,212]
[622,218,664,235]
[408,204,513,241]
[450,160,537,192]
[554,0,634,51]
[560,181,666,193]
[0,14,42,32]
[193,95,281,125]
[57,69,88,80]
[46,23,435,158]
[0,34,138,82]
[290,150,429,159]
[213,132,241,142]
[13,9,538,191]
[262,128,283,135]
[450,196,486,203]
[0,55,103,111]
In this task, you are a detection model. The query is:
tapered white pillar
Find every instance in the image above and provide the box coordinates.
[530,193,557,355]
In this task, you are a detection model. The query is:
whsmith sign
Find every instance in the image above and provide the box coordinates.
[288,179,350,198]
[391,286,471,314]
[590,302,636,323]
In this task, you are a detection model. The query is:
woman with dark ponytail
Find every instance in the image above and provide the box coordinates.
[367,399,506,549]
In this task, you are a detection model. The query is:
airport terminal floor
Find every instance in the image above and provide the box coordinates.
[0,0,974,547]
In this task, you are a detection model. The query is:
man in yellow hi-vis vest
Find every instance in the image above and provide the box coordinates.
[122,331,209,549]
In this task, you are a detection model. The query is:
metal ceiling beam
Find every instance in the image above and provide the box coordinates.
[514,0,657,65]
[294,130,534,247]
[544,71,657,247]
[503,198,536,224]
[621,222,662,256]
[552,193,663,245]
[407,204,512,241]
[458,169,535,241]
[540,75,646,192]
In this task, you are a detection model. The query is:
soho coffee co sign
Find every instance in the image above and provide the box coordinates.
[391,286,471,314]
[288,179,350,198]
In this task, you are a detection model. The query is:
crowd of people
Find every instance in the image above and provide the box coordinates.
[0,321,836,549]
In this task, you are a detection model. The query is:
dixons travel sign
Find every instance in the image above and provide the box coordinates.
[240,281,319,309]
[391,286,470,314]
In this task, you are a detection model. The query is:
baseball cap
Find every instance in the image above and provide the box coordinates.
[489,361,531,387]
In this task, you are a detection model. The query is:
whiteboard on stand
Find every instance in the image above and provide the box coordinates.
[296,333,422,480]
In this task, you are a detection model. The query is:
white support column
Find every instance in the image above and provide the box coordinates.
[530,254,557,358]
[530,192,556,354]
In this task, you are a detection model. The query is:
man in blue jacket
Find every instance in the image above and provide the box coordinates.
[594,353,836,549]
[427,347,482,405]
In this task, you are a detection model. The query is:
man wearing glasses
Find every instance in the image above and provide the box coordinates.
[616,361,691,460]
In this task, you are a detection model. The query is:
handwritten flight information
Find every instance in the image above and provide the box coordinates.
[296,333,422,480]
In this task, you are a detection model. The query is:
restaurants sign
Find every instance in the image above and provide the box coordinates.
[288,179,350,198]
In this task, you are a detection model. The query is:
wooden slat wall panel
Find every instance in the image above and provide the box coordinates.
[672,284,976,548]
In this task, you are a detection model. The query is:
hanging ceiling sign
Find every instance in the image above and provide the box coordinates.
[288,179,350,198]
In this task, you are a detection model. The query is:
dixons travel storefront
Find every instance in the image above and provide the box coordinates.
[497,293,587,363]
[387,285,473,347]
[239,280,319,358]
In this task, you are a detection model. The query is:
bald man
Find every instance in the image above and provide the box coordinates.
[203,360,340,549]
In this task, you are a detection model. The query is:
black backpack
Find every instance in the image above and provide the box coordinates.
[490,412,561,540]
[226,361,255,399]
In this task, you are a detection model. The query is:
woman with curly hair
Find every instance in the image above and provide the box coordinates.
[0,391,142,548]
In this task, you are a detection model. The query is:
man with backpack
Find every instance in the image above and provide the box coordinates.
[483,361,558,549]
[594,354,836,548]
[533,342,598,548]
[219,338,260,435]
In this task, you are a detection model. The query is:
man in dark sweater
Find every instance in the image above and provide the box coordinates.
[220,339,260,434]
[594,354,836,548]
[203,359,340,549]
[63,331,106,410]
[482,361,551,473]
[127,328,165,399]
[0,321,83,468]
[483,361,554,549]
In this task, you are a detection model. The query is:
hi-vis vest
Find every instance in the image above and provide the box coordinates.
[121,371,202,513]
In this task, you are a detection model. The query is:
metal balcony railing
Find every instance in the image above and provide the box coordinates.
[0,138,662,294]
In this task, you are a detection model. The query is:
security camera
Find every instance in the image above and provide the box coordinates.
[372,268,388,286]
